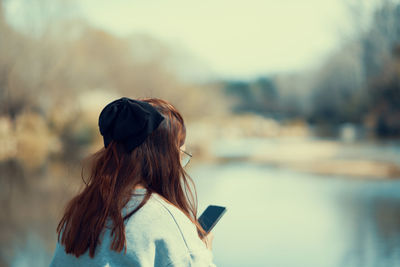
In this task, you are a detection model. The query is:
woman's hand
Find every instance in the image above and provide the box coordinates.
[201,232,214,250]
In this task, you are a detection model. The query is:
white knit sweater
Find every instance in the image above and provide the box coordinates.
[50,188,216,267]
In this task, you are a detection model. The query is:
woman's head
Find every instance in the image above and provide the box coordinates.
[57,97,204,258]
[120,98,187,189]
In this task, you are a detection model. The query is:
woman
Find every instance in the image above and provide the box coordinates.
[50,97,216,267]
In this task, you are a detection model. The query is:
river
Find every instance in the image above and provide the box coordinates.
[7,138,400,267]
[192,161,400,267]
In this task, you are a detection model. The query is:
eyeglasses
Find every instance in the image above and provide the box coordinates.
[180,149,192,167]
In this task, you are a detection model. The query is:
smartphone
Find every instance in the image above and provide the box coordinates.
[198,205,227,233]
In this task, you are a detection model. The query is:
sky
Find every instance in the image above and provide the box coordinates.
[76,0,356,79]
[5,0,377,80]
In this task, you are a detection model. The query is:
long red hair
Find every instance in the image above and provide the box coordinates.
[56,98,205,258]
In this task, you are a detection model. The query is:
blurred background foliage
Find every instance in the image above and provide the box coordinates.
[0,0,400,266]
[220,1,400,138]
[0,0,399,167]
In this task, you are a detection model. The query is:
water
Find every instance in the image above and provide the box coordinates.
[7,138,400,267]
[192,161,400,267]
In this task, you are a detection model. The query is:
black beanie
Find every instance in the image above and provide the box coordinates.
[98,97,164,153]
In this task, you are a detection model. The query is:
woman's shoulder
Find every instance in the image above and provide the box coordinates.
[125,192,195,235]
[124,192,206,251]
[125,192,215,265]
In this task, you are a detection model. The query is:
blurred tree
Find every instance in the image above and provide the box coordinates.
[365,44,400,137]
[361,1,400,78]
[222,77,279,116]
[308,42,365,126]
[306,0,400,138]
[362,2,400,137]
